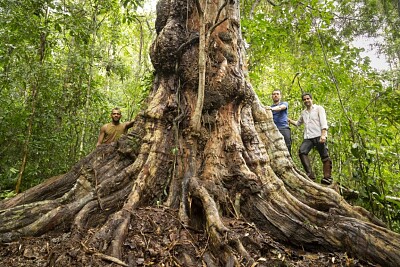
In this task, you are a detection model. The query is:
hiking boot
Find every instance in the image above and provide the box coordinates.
[322,159,332,185]
[321,177,333,185]
[299,154,315,180]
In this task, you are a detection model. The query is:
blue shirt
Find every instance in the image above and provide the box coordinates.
[271,102,289,128]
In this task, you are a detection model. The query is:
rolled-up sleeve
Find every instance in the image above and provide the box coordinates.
[296,114,304,126]
[318,106,328,130]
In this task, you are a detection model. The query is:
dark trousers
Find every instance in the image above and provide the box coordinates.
[299,137,329,161]
[278,127,292,156]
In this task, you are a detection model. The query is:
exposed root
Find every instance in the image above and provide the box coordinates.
[188,177,256,265]
[0,172,95,242]
[71,200,98,240]
[189,178,228,234]
[81,242,129,266]
[110,215,130,259]
[88,209,131,257]
[0,193,94,242]
[252,110,386,228]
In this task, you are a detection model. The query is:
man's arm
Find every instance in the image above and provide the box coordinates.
[272,103,287,111]
[320,128,327,143]
[288,113,303,127]
[96,125,106,147]
[318,105,328,143]
[265,103,287,111]
[124,120,135,130]
[318,106,328,130]
[288,118,298,126]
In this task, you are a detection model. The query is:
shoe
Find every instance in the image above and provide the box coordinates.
[322,159,332,185]
[299,154,315,180]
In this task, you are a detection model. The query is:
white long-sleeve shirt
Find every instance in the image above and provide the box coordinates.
[294,104,328,139]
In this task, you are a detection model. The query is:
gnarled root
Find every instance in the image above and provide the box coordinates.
[188,177,255,266]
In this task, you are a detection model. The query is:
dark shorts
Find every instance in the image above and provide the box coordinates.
[299,137,330,161]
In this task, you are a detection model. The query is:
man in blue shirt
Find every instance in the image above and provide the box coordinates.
[266,90,292,156]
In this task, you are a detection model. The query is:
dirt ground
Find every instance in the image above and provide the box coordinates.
[0,206,379,267]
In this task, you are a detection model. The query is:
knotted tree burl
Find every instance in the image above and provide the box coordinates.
[1,0,399,266]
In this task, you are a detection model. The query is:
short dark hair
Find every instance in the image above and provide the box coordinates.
[301,92,312,100]
[111,107,121,114]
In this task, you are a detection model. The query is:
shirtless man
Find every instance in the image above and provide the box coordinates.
[96,107,134,146]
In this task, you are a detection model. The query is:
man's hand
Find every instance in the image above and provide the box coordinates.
[288,118,297,126]
[320,129,327,143]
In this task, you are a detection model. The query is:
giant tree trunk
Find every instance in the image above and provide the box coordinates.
[1,0,399,266]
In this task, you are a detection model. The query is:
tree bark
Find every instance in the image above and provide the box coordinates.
[1,0,400,266]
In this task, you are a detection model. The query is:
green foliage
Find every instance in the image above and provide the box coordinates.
[0,0,155,192]
[0,190,17,201]
[242,0,400,231]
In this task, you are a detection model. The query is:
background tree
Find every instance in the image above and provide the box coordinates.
[0,0,153,194]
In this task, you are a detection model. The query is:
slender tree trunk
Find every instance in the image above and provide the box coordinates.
[79,4,99,156]
[15,89,37,194]
[15,7,49,193]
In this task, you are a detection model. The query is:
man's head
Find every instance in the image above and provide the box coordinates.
[301,93,313,108]
[271,90,282,103]
[111,107,122,123]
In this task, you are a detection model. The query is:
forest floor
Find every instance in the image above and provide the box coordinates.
[0,206,379,267]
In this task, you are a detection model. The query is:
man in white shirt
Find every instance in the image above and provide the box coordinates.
[289,93,332,185]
